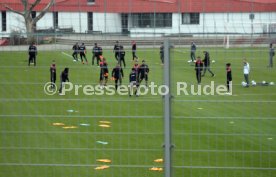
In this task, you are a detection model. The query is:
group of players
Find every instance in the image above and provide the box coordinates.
[32,40,275,95]
[49,40,149,96]
[186,41,274,93]
[186,41,232,92]
[96,41,149,96]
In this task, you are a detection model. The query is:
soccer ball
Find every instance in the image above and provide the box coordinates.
[251,80,257,86]
[269,82,275,86]
[241,81,247,87]
[212,60,216,63]
[187,60,192,63]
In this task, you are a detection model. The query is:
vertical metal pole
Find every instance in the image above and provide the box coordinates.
[78,0,82,33]
[104,0,107,34]
[154,2,156,46]
[163,38,171,177]
[250,0,254,47]
[178,0,181,46]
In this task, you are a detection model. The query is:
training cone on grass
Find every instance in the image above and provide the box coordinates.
[97,159,112,163]
[154,159,163,163]
[52,123,65,126]
[99,121,111,124]
[95,165,110,170]
[149,167,163,171]
[62,126,78,129]
[98,124,111,128]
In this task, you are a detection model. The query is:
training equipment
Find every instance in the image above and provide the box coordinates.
[241,81,247,87]
[251,80,257,86]
[62,126,78,129]
[95,165,110,170]
[97,159,112,163]
[99,121,111,124]
[52,123,65,126]
[96,141,108,145]
[99,124,111,128]
[154,159,163,163]
[149,167,163,171]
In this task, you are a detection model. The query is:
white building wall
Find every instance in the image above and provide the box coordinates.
[58,12,85,32]
[7,12,25,33]
[130,12,276,37]
[1,11,276,36]
[49,12,122,33]
[37,13,53,30]
[93,13,121,33]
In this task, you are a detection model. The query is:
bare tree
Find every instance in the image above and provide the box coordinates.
[4,0,55,43]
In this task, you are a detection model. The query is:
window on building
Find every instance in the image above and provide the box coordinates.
[87,12,93,31]
[87,0,95,4]
[31,11,36,19]
[2,11,6,32]
[132,13,172,28]
[53,12,58,29]
[182,13,200,24]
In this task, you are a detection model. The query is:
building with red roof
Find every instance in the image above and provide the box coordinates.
[0,0,276,36]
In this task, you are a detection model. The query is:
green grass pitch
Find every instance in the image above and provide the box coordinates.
[0,46,275,177]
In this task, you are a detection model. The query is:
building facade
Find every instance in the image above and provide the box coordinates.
[0,0,276,37]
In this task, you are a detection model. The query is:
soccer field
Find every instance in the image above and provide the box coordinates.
[0,47,275,177]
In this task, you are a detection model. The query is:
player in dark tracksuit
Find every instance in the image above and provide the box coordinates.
[72,43,79,61]
[99,58,109,87]
[160,44,164,64]
[113,41,120,61]
[132,61,140,84]
[138,60,149,87]
[132,41,137,60]
[268,43,275,68]
[59,68,69,94]
[50,60,56,89]
[129,68,138,96]
[92,43,102,66]
[190,41,196,62]
[195,57,203,84]
[112,63,124,90]
[226,63,232,93]
[118,45,126,68]
[28,42,37,66]
[202,51,215,77]
[79,43,88,64]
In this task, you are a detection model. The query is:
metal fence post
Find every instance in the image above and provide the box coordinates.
[163,38,172,177]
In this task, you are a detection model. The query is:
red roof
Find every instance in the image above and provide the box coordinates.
[1,0,276,12]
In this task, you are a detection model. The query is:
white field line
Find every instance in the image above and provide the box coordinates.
[61,51,74,59]
[1,130,274,137]
[0,147,275,154]
[0,115,275,120]
[1,98,276,103]
[0,98,161,102]
[0,163,274,170]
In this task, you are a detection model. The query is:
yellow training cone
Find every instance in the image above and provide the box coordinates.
[97,159,112,163]
[62,126,78,129]
[154,159,163,163]
[99,121,111,124]
[149,167,163,171]
[52,123,65,126]
[95,165,110,170]
[98,124,111,128]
